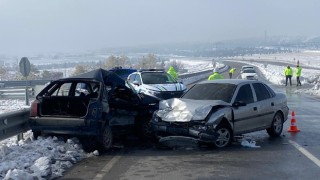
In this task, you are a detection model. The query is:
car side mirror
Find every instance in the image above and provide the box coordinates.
[133,81,140,86]
[232,101,246,107]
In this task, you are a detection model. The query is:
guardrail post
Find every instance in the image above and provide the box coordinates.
[17,133,23,142]
[25,78,29,106]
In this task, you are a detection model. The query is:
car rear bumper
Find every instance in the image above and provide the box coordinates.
[29,117,99,136]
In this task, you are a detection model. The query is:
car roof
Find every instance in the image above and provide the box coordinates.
[242,69,256,72]
[58,68,126,86]
[241,65,254,69]
[109,68,137,79]
[137,69,165,73]
[199,79,259,85]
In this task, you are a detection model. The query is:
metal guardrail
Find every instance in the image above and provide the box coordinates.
[0,80,50,88]
[0,69,217,142]
[179,69,213,79]
[0,88,34,99]
[0,108,30,141]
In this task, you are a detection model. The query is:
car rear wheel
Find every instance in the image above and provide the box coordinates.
[101,126,113,151]
[214,124,232,148]
[267,112,284,137]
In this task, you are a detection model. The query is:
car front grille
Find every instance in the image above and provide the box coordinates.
[158,91,184,99]
[246,76,255,80]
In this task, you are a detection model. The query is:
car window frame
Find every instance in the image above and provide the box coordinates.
[134,73,142,85]
[233,83,255,104]
[128,73,137,83]
[252,82,272,101]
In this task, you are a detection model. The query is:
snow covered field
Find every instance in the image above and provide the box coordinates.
[241,50,320,68]
[1,52,320,179]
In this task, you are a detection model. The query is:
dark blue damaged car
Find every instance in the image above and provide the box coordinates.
[29,69,158,151]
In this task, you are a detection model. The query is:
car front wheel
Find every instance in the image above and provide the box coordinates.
[214,124,232,148]
[267,112,284,137]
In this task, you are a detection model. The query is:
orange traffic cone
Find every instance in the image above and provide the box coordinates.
[288,111,300,132]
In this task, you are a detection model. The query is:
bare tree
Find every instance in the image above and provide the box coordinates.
[167,60,184,72]
[136,53,158,69]
[104,55,130,69]
[0,66,7,80]
[72,65,87,76]
[41,70,63,80]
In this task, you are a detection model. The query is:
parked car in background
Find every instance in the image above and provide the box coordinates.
[29,69,158,151]
[127,69,187,100]
[151,79,289,148]
[241,68,258,80]
[109,67,137,80]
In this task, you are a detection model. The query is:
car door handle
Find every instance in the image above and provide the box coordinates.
[253,107,257,111]
[271,102,274,106]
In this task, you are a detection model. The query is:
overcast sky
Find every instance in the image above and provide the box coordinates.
[0,0,319,55]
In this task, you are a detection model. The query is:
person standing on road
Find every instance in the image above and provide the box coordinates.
[284,65,293,86]
[229,68,236,79]
[208,68,224,80]
[167,66,178,80]
[296,65,302,86]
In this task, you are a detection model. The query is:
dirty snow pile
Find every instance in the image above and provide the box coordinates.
[0,131,97,180]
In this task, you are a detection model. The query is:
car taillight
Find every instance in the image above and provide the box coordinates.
[30,100,39,117]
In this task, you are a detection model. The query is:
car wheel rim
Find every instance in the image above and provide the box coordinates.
[103,127,112,149]
[273,115,283,133]
[215,128,231,148]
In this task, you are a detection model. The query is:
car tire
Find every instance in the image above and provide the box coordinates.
[32,130,41,140]
[267,112,284,137]
[139,121,155,139]
[214,123,232,148]
[80,136,99,152]
[101,126,113,151]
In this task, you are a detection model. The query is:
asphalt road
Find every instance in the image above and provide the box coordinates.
[61,61,320,180]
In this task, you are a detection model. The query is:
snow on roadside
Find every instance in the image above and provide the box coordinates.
[0,100,30,114]
[0,131,96,180]
[226,59,320,97]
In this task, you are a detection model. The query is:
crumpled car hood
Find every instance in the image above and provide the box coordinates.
[156,98,229,122]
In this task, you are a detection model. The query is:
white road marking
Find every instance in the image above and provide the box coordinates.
[93,155,122,180]
[289,140,320,168]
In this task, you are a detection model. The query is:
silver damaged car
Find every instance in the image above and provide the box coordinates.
[151,79,289,148]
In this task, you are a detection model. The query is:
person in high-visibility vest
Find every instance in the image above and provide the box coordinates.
[296,65,302,86]
[208,69,224,80]
[229,68,236,79]
[284,65,293,86]
[167,66,178,80]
